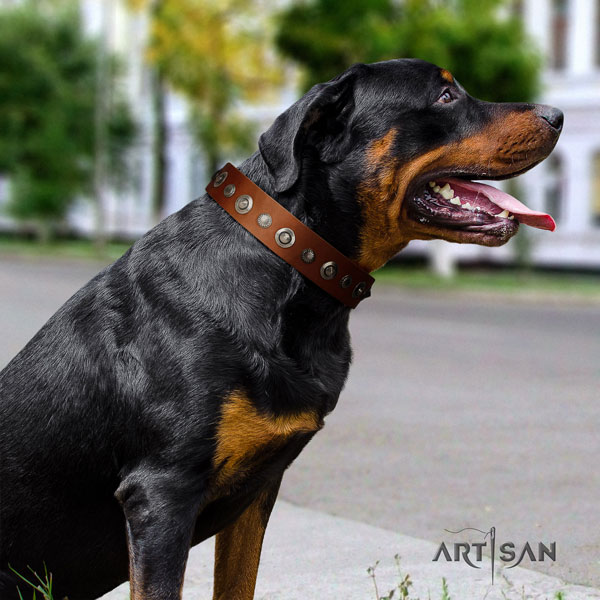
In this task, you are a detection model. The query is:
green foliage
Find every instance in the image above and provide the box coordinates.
[368,555,417,600]
[276,0,396,89]
[9,564,54,600]
[0,1,136,235]
[440,577,451,600]
[276,0,541,102]
[131,0,282,174]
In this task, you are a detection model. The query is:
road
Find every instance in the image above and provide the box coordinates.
[1,256,599,587]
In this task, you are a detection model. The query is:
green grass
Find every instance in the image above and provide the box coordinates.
[367,555,569,600]
[9,565,53,600]
[374,264,600,298]
[7,561,572,600]
[0,236,132,262]
[1,236,599,300]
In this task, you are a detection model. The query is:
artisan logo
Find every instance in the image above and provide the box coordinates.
[432,527,556,584]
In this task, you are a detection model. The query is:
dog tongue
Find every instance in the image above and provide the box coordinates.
[445,178,556,231]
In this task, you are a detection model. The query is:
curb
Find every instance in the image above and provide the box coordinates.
[100,501,600,600]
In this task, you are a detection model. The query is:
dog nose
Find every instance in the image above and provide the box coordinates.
[536,105,564,131]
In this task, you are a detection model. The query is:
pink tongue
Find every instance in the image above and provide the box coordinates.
[445,178,556,231]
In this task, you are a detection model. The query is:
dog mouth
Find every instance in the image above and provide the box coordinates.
[406,176,555,242]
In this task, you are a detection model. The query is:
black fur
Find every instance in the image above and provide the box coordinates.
[0,59,562,599]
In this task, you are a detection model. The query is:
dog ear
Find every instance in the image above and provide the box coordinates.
[258,64,366,193]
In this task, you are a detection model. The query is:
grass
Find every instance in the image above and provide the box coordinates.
[0,239,594,599]
[368,555,416,600]
[374,264,600,299]
[367,555,570,600]
[6,560,573,600]
[1,236,599,300]
[9,565,53,600]
[0,235,132,262]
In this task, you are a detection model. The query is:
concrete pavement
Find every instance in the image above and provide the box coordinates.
[99,500,600,600]
[280,286,600,587]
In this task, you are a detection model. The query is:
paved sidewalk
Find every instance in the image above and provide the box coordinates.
[100,501,600,600]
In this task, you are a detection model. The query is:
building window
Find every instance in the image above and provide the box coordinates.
[545,154,564,223]
[592,152,600,226]
[551,0,568,70]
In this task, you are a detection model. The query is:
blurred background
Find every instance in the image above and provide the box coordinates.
[1,0,600,594]
[0,0,598,274]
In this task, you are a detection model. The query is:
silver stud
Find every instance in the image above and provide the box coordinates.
[223,184,236,198]
[340,274,352,288]
[235,194,253,214]
[301,248,316,264]
[213,171,228,187]
[352,281,367,298]
[257,213,273,228]
[320,261,338,280]
[275,227,295,248]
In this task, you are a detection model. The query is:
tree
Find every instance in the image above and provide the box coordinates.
[128,0,283,207]
[276,0,541,102]
[0,2,136,241]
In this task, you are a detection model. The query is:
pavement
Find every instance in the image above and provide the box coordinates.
[279,286,600,588]
[98,500,600,600]
[1,255,600,598]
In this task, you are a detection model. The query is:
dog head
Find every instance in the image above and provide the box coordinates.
[258,59,562,271]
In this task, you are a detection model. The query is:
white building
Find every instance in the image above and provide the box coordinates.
[522,0,600,268]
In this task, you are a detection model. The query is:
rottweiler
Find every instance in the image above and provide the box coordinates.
[0,59,562,600]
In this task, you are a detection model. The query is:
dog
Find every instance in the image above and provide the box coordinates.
[0,59,562,600]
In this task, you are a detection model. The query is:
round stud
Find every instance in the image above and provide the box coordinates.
[340,274,352,289]
[257,213,273,228]
[352,281,367,298]
[213,171,227,187]
[223,184,236,198]
[320,261,338,280]
[275,227,295,248]
[235,194,253,214]
[301,248,316,264]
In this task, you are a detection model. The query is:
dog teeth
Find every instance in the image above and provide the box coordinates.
[462,202,473,211]
[497,209,510,218]
[433,185,441,193]
[429,181,436,188]
[450,197,461,205]
[508,215,515,220]
[439,184,454,199]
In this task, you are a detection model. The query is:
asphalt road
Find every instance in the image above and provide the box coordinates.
[1,256,599,588]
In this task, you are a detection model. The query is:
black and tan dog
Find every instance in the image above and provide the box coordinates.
[0,59,561,599]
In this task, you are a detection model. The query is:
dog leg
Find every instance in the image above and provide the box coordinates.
[212,478,281,600]
[116,472,202,600]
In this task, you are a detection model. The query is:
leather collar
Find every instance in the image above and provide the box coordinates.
[206,163,374,308]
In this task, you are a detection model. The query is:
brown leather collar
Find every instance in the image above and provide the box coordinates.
[206,163,374,308]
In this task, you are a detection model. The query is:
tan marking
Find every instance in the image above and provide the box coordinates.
[366,128,397,164]
[356,110,556,271]
[440,69,454,83]
[213,488,275,600]
[358,139,446,271]
[214,391,321,486]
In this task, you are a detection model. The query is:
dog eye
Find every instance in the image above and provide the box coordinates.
[437,90,453,104]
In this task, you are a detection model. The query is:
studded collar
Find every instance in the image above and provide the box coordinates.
[206,163,374,308]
